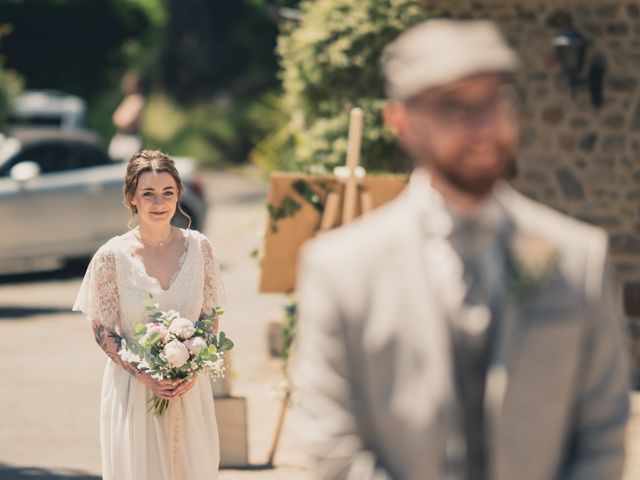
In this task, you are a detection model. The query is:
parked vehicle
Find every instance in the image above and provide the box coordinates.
[9,90,87,130]
[0,128,207,274]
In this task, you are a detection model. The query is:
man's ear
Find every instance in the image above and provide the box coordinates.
[384,100,420,154]
[383,101,404,136]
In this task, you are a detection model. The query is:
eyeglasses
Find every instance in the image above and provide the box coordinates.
[409,84,520,128]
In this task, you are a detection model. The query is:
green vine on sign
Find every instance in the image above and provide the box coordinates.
[267,197,301,233]
[267,179,334,233]
[292,179,324,213]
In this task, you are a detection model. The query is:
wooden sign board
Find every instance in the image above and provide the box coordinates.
[259,173,408,293]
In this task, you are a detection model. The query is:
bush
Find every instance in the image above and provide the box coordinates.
[253,0,436,173]
[142,92,286,165]
[0,62,23,130]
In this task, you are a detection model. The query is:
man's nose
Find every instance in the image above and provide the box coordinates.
[470,111,498,141]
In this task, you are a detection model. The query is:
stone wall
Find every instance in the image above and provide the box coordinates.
[430,0,640,367]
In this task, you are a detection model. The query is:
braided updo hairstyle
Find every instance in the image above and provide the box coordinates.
[123,150,192,229]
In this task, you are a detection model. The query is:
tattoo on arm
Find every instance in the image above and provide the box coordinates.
[92,320,141,378]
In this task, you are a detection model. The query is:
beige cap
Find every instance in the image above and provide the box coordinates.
[382,19,519,101]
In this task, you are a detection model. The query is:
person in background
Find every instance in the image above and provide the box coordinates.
[294,19,629,480]
[109,72,145,161]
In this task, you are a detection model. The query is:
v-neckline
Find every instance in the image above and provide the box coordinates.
[125,228,191,292]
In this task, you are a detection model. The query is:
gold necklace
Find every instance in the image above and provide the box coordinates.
[136,226,174,247]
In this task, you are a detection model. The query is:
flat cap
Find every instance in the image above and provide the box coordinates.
[382,19,518,101]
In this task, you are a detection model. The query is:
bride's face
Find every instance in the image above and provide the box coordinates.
[130,171,179,226]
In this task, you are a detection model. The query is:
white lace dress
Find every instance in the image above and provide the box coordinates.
[72,228,226,480]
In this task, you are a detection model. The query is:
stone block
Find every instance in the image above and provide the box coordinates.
[606,22,630,35]
[519,126,537,148]
[576,213,621,228]
[559,134,575,152]
[631,102,640,130]
[522,168,549,184]
[578,132,598,152]
[594,4,620,19]
[625,282,640,317]
[215,396,249,468]
[542,106,564,125]
[608,75,638,93]
[611,234,640,256]
[602,113,626,128]
[570,116,591,129]
[556,168,585,200]
[602,134,627,152]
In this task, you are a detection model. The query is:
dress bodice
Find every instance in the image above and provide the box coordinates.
[73,228,226,337]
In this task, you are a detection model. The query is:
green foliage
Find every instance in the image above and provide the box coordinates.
[217,332,235,352]
[254,0,436,173]
[143,91,286,164]
[161,0,280,102]
[0,62,22,130]
[0,0,157,100]
[281,300,297,369]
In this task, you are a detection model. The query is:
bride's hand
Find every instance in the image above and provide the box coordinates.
[140,374,181,400]
[171,375,198,397]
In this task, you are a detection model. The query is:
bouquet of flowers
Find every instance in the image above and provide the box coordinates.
[117,295,234,416]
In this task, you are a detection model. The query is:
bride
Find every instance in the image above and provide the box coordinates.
[73,150,226,480]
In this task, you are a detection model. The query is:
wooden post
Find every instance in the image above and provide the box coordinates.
[267,107,366,467]
[342,108,364,224]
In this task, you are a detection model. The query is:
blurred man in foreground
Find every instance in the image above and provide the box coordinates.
[294,19,629,480]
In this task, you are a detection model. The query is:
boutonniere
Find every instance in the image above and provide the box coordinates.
[506,233,560,301]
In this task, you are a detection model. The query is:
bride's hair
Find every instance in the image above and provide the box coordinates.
[123,150,192,229]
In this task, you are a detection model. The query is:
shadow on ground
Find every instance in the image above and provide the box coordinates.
[0,306,72,319]
[0,259,89,286]
[0,464,101,479]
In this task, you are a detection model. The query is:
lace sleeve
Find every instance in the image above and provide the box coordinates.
[72,245,120,330]
[200,235,227,317]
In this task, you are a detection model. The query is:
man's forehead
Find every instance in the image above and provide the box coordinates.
[411,73,512,103]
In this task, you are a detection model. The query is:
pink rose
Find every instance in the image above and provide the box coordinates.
[146,322,169,341]
[183,337,207,355]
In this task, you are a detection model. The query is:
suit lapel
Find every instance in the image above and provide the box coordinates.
[485,281,527,480]
[485,184,553,480]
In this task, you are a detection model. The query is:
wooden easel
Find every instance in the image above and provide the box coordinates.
[267,107,370,465]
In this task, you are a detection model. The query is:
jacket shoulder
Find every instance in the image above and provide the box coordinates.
[301,191,412,269]
[500,184,607,250]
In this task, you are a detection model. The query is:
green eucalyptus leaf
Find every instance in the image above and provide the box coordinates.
[134,324,147,336]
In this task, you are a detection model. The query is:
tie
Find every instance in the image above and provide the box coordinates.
[449,221,505,480]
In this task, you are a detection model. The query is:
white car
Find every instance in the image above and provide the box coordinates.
[10,89,87,130]
[0,128,207,274]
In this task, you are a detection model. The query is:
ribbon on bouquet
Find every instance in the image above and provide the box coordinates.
[169,399,184,480]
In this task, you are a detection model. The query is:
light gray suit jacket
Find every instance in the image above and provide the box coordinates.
[294,180,630,480]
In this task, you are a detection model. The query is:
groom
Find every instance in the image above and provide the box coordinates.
[294,19,630,480]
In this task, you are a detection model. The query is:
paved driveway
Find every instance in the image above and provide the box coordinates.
[0,169,637,480]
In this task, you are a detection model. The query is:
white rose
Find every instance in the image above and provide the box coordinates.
[163,340,190,368]
[183,336,207,355]
[168,317,196,339]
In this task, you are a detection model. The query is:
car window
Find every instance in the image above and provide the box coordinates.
[1,144,67,176]
[64,143,112,170]
[0,142,111,177]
